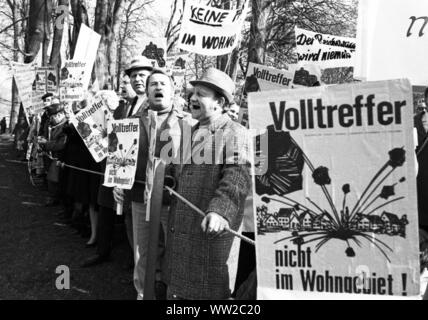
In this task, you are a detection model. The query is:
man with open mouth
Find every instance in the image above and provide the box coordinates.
[163,67,252,300]
[114,68,194,300]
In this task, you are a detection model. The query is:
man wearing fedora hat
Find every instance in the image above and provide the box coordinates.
[119,55,154,118]
[163,67,252,300]
[80,56,154,269]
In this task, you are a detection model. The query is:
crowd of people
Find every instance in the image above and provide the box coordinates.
[4,54,428,300]
[7,55,254,300]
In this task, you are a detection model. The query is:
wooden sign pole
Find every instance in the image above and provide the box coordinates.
[143,159,165,300]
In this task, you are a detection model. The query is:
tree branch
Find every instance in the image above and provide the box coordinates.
[0,15,28,34]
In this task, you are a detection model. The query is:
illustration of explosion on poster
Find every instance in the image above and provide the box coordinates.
[248,79,420,299]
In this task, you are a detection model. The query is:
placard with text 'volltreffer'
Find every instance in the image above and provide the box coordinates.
[248,79,420,299]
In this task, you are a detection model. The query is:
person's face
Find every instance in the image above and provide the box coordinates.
[147,73,173,111]
[43,97,52,108]
[189,85,223,123]
[422,112,428,133]
[227,104,240,121]
[129,69,151,95]
[50,111,65,125]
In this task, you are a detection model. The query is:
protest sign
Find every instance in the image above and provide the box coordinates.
[295,27,356,69]
[30,92,45,116]
[246,62,296,92]
[166,52,188,71]
[355,0,428,85]
[248,79,420,299]
[178,0,248,56]
[69,96,111,162]
[144,110,158,221]
[72,23,101,88]
[166,52,189,92]
[59,60,87,102]
[239,63,296,127]
[35,66,58,93]
[11,62,35,115]
[103,118,139,189]
[29,66,58,115]
[141,37,167,68]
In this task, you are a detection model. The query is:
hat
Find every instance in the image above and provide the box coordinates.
[124,56,154,76]
[48,103,64,115]
[190,67,235,103]
[41,92,53,101]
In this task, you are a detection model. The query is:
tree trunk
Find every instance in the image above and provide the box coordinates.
[69,0,89,59]
[228,47,240,81]
[42,0,53,65]
[50,0,69,67]
[10,79,20,132]
[247,0,268,66]
[116,4,130,90]
[94,0,125,90]
[116,39,123,91]
[24,0,51,63]
[165,0,184,53]
[216,0,231,72]
[9,0,22,131]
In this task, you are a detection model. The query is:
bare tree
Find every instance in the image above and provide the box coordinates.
[93,0,126,90]
[239,0,357,80]
[164,0,185,54]
[4,0,29,130]
[246,0,270,67]
[50,0,69,67]
[69,0,89,58]
[116,0,154,89]
[24,0,52,64]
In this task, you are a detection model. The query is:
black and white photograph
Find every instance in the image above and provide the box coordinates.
[0,0,427,306]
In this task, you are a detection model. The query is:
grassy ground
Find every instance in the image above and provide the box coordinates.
[0,134,136,300]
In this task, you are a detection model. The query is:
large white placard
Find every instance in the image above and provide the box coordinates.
[10,62,36,116]
[355,0,428,85]
[103,118,140,189]
[178,0,248,56]
[73,24,101,88]
[69,97,111,162]
[248,79,420,299]
[295,27,356,69]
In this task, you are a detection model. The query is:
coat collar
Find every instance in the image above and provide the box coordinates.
[178,114,231,171]
[193,113,230,134]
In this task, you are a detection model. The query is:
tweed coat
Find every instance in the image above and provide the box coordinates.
[164,114,252,300]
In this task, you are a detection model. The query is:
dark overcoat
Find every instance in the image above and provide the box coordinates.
[415,111,428,227]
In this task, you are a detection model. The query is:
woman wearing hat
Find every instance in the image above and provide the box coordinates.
[164,68,252,300]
